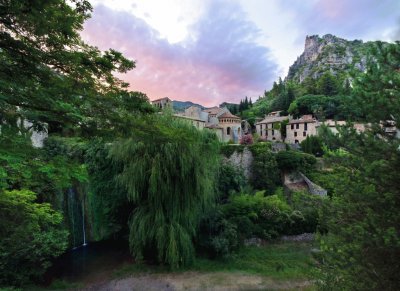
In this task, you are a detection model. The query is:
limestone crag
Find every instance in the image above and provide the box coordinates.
[287,34,370,83]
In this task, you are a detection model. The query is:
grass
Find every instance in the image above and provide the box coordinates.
[190,242,314,279]
[114,241,315,281]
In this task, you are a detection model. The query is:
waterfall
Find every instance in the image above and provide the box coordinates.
[66,187,88,249]
[82,200,87,246]
[67,188,77,248]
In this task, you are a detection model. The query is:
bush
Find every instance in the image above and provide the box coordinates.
[220,144,245,157]
[249,143,280,192]
[0,190,68,286]
[217,163,247,202]
[222,192,292,240]
[300,135,323,157]
[276,150,316,172]
[240,134,254,145]
[197,209,239,258]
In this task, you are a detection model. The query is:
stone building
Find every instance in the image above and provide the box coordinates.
[286,115,318,144]
[255,111,288,142]
[179,105,242,143]
[216,111,242,143]
[174,114,206,130]
[151,97,172,110]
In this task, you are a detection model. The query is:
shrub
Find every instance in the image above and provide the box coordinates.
[249,143,280,192]
[300,135,323,157]
[222,192,293,240]
[217,163,247,202]
[276,150,316,172]
[197,209,239,258]
[220,144,245,157]
[240,134,254,145]
[0,190,68,286]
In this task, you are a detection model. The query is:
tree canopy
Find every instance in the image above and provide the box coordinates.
[110,115,220,268]
[0,0,152,137]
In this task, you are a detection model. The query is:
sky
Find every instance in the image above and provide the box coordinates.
[81,0,400,106]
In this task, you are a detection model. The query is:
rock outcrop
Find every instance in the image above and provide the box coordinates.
[287,34,371,83]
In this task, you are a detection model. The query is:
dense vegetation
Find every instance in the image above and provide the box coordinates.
[0,1,399,290]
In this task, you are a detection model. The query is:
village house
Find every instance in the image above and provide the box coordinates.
[151,97,172,110]
[173,114,206,130]
[286,114,318,144]
[255,111,288,142]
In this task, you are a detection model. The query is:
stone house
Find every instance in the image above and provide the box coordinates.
[286,115,318,144]
[174,114,206,130]
[151,97,172,110]
[255,111,288,142]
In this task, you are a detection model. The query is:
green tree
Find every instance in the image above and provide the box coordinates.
[316,41,400,290]
[110,115,220,268]
[0,190,68,286]
[300,135,323,157]
[0,0,142,137]
[250,143,280,192]
[316,72,339,96]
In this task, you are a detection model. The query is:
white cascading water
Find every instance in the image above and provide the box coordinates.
[82,200,87,247]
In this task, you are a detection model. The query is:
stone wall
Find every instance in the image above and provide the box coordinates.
[224,146,253,179]
[300,172,328,196]
[283,171,327,196]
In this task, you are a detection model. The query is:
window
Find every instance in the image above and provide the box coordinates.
[272,129,275,136]
[294,132,297,137]
[303,131,306,137]
[296,123,299,129]
[304,123,308,131]
[291,124,294,130]
[227,127,231,135]
[266,130,268,136]
[260,124,263,135]
[295,139,299,144]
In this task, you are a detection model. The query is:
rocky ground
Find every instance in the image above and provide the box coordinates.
[83,272,313,291]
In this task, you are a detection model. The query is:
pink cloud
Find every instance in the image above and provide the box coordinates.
[81,3,277,107]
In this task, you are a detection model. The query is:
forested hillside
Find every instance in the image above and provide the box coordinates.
[240,34,389,125]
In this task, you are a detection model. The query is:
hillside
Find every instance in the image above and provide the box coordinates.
[238,34,387,123]
[172,100,205,112]
[286,34,375,83]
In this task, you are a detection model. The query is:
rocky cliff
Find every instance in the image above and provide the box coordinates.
[286,34,372,83]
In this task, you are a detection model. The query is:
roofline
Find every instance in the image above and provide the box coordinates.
[152,97,171,102]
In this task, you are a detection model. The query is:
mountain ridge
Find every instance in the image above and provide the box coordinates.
[286,34,376,83]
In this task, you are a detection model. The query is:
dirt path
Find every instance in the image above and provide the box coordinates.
[83,271,312,291]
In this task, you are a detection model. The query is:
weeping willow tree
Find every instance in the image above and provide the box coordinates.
[110,114,220,268]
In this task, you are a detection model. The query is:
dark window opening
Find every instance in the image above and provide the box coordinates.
[296,124,299,129]
[304,123,308,130]
[303,132,306,137]
[227,127,231,135]
[294,132,297,137]
[291,124,294,130]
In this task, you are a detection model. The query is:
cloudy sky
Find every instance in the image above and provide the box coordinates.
[82,0,400,106]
